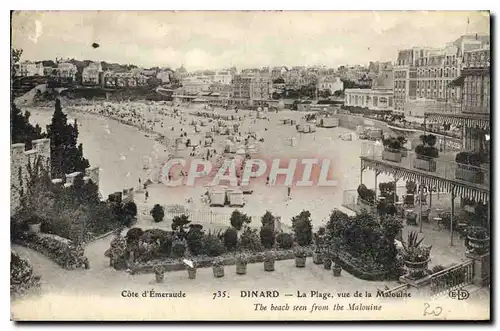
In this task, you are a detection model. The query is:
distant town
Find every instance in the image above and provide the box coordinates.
[13,33,489,116]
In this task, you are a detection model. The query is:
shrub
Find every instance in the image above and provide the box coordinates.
[186,224,204,256]
[150,204,164,223]
[171,240,187,258]
[122,201,137,219]
[171,214,191,238]
[223,227,238,251]
[10,251,41,298]
[203,233,226,257]
[260,226,275,249]
[291,210,313,247]
[230,210,251,230]
[276,232,294,249]
[239,227,263,252]
[415,134,439,159]
[261,211,275,230]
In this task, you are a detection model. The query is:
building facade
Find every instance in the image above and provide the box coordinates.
[232,74,272,102]
[57,62,77,80]
[344,88,394,111]
[17,61,44,77]
[82,62,103,85]
[317,76,344,94]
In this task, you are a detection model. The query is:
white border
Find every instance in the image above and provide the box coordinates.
[1,1,498,330]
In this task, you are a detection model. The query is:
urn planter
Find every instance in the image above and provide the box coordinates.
[323,258,332,270]
[382,150,402,163]
[155,271,165,283]
[332,264,342,277]
[413,158,437,172]
[312,252,323,264]
[264,260,275,272]
[295,256,306,268]
[403,258,430,280]
[212,265,225,278]
[236,263,247,275]
[187,267,197,279]
[467,235,490,255]
[28,222,42,233]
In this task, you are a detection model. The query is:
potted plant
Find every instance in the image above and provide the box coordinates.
[455,152,485,184]
[236,253,249,275]
[357,184,376,208]
[402,231,432,280]
[154,265,165,283]
[332,262,342,277]
[294,247,307,268]
[184,260,197,279]
[263,251,276,272]
[212,257,225,278]
[413,134,438,172]
[323,253,332,270]
[27,216,43,233]
[382,136,404,163]
[466,226,490,255]
[313,228,325,264]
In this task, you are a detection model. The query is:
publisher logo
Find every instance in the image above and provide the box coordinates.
[448,288,470,300]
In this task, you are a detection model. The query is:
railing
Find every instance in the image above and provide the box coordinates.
[428,260,474,298]
[361,142,490,188]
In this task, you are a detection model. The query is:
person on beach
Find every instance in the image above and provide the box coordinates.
[145,190,149,201]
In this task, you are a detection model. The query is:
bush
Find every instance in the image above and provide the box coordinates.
[150,204,165,223]
[230,210,251,230]
[260,226,275,249]
[171,240,187,258]
[10,251,41,298]
[186,224,204,256]
[203,233,226,257]
[171,214,191,238]
[291,211,313,247]
[223,227,238,251]
[239,227,263,252]
[16,232,88,269]
[276,232,294,249]
[261,211,275,230]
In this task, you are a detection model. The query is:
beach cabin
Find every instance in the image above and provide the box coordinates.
[296,124,304,133]
[209,190,226,207]
[309,124,316,133]
[228,190,244,207]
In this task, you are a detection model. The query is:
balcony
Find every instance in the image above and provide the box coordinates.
[360,142,490,192]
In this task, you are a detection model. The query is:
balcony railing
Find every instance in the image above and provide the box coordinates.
[428,260,474,298]
[361,143,490,189]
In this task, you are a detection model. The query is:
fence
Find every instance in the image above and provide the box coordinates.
[361,142,490,189]
[428,260,474,298]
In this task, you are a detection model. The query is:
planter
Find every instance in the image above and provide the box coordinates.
[467,235,490,255]
[323,258,332,270]
[236,263,247,275]
[312,252,323,264]
[187,267,197,279]
[264,260,275,272]
[28,223,42,233]
[382,150,402,163]
[406,212,417,226]
[403,258,430,280]
[212,266,225,278]
[333,265,342,277]
[455,165,484,184]
[413,158,437,172]
[155,272,164,283]
[295,256,306,268]
[401,149,408,157]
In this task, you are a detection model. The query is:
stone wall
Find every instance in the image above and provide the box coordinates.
[11,139,51,214]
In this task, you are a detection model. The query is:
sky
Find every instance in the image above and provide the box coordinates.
[12,11,490,71]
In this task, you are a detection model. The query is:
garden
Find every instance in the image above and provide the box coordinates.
[11,251,41,299]
[105,209,354,280]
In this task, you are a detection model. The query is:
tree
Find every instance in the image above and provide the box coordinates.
[223,227,238,251]
[46,98,90,178]
[171,214,191,238]
[291,210,313,246]
[11,103,43,150]
[186,224,204,256]
[230,210,247,230]
[150,204,165,223]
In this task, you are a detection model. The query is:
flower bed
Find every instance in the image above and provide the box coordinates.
[127,247,314,275]
[334,250,393,281]
[11,251,41,299]
[14,232,89,270]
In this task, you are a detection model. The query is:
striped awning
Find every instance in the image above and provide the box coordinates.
[361,158,489,203]
[424,113,490,131]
